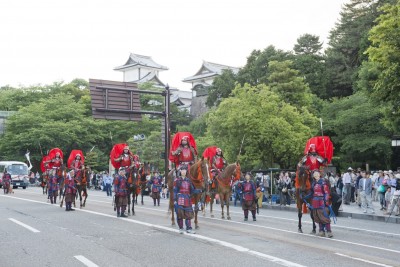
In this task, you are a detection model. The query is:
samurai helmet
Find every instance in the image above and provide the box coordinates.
[308,144,316,153]
[124,146,129,150]
[119,167,126,172]
[75,153,81,158]
[216,148,222,153]
[56,152,61,156]
[181,136,189,143]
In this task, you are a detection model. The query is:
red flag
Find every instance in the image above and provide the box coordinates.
[68,150,85,168]
[304,136,334,164]
[169,132,197,164]
[110,143,130,169]
[40,155,52,172]
[202,146,218,161]
[48,148,63,160]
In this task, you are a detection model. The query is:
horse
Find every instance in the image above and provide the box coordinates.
[58,165,67,200]
[295,166,316,234]
[167,158,211,228]
[126,167,140,216]
[137,162,151,205]
[76,168,89,208]
[208,162,241,220]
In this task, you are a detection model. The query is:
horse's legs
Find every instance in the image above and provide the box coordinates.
[141,191,144,205]
[210,194,214,218]
[83,188,87,207]
[127,192,131,215]
[170,190,175,226]
[221,194,225,219]
[194,197,199,229]
[310,212,316,234]
[298,208,303,233]
[227,194,231,220]
[131,193,135,215]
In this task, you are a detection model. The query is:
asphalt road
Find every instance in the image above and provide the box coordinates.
[0,187,399,267]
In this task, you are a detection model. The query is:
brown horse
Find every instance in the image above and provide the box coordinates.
[208,162,241,220]
[138,162,151,205]
[76,168,89,208]
[295,166,316,233]
[167,158,211,228]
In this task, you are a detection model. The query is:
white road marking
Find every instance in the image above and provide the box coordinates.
[74,255,99,267]
[138,205,400,255]
[4,193,400,255]
[8,218,40,233]
[1,195,305,267]
[81,191,400,238]
[335,253,393,267]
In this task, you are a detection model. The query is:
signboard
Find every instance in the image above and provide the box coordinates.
[89,79,141,121]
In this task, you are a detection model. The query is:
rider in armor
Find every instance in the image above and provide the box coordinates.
[114,168,129,217]
[64,170,76,211]
[171,136,197,175]
[70,154,84,183]
[238,172,257,221]
[46,152,63,177]
[114,146,140,177]
[210,148,227,188]
[2,169,12,194]
[173,165,195,234]
[298,144,327,173]
[148,171,162,206]
[311,171,333,238]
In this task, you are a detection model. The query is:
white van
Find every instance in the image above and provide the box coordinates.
[0,161,29,189]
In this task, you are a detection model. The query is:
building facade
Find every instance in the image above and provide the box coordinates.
[183,61,239,118]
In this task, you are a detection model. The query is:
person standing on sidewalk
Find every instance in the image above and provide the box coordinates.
[375,170,386,210]
[358,171,375,214]
[342,167,353,205]
[104,172,112,197]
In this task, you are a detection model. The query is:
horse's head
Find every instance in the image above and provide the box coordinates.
[189,157,211,189]
[295,166,311,191]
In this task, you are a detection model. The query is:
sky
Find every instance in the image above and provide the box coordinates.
[0,0,348,91]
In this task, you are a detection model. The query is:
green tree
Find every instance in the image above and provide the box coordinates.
[324,0,395,98]
[236,45,293,86]
[321,92,392,169]
[267,60,313,110]
[363,0,400,132]
[293,34,327,98]
[207,83,318,170]
[205,69,237,108]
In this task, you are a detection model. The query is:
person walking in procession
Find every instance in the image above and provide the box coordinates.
[148,171,162,206]
[173,165,196,234]
[64,170,77,211]
[238,172,257,221]
[114,168,129,217]
[48,169,59,204]
[311,171,333,238]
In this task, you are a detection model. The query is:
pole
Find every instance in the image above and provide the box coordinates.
[164,84,170,177]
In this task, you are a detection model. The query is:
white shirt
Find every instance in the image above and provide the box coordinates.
[343,172,352,184]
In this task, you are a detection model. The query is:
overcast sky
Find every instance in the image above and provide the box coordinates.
[0,0,348,90]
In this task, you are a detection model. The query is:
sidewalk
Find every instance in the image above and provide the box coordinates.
[259,201,400,224]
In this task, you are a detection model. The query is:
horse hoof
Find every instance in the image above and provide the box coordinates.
[310,230,316,235]
[211,214,214,218]
[298,229,303,233]
[195,225,199,229]
[221,216,225,219]
[227,216,231,220]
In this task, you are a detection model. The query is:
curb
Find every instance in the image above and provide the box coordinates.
[260,204,400,224]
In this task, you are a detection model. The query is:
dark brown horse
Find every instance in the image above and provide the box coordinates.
[167,158,211,228]
[295,166,316,233]
[138,162,151,205]
[76,168,89,208]
[208,162,241,220]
